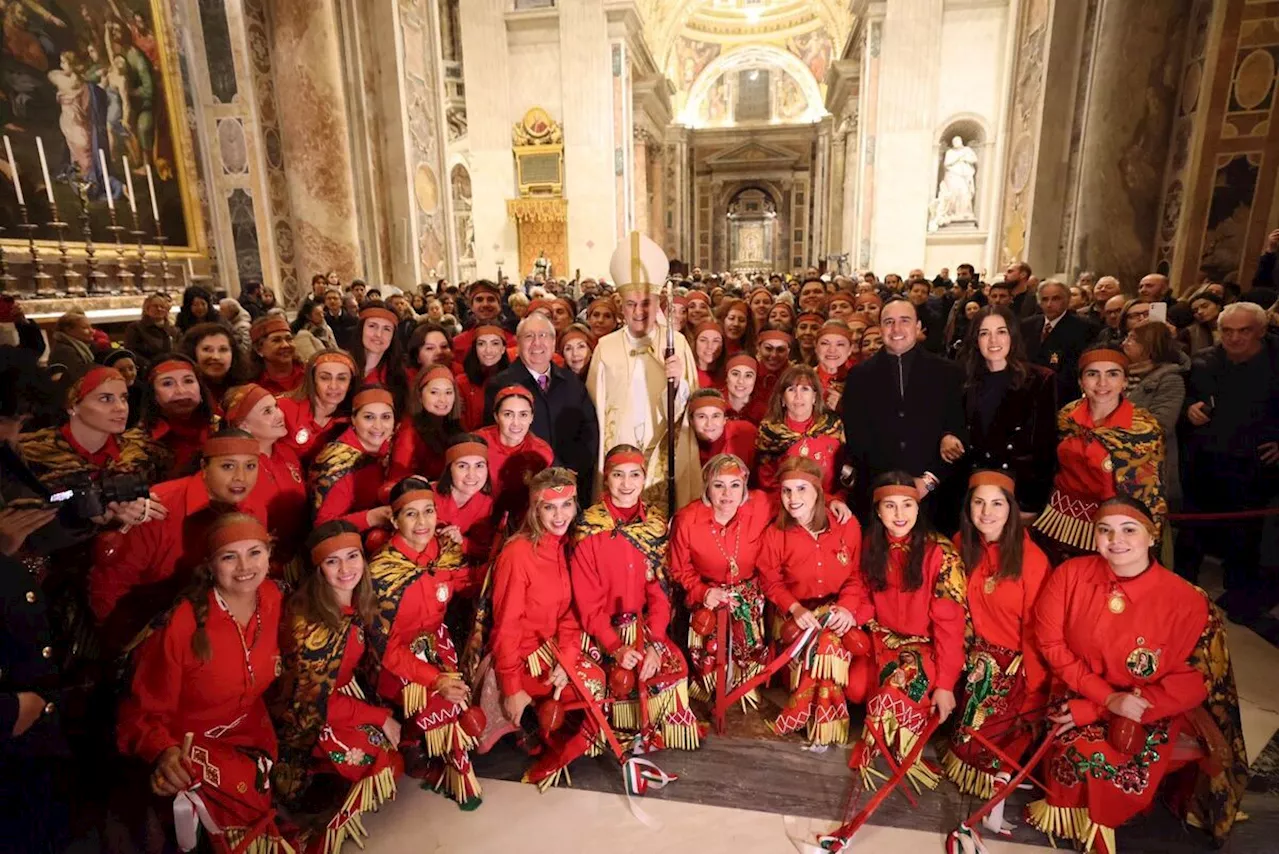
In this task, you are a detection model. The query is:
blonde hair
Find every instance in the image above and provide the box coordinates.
[518,467,578,543]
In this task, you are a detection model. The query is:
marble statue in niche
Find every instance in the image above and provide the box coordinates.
[929,136,978,232]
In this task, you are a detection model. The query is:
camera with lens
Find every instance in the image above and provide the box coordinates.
[52,471,151,521]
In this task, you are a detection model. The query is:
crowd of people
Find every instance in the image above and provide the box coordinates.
[0,231,1274,854]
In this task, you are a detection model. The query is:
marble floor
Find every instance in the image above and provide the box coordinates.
[356,610,1277,854]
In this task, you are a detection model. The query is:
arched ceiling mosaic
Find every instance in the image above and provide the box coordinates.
[640,0,855,127]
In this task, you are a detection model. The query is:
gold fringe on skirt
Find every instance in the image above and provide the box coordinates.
[1025,800,1116,854]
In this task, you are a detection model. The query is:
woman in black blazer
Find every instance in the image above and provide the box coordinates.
[939,305,1057,519]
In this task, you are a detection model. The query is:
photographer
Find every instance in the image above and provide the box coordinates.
[0,348,79,852]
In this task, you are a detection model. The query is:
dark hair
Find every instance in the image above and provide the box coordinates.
[859,471,931,593]
[188,512,271,661]
[688,322,727,381]
[0,347,58,420]
[988,281,1012,294]
[176,285,215,332]
[958,480,1026,582]
[436,433,491,496]
[295,520,376,631]
[716,299,758,353]
[348,313,408,408]
[461,325,510,386]
[179,322,252,389]
[764,363,825,423]
[962,305,1031,390]
[957,263,975,276]
[138,354,217,432]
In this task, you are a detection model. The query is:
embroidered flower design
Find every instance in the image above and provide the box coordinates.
[344,747,368,765]
[1050,755,1081,787]
[1114,764,1148,795]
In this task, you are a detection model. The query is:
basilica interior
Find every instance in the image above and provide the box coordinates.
[0,0,1277,852]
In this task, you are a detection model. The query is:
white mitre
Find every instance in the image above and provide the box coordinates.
[609,231,668,298]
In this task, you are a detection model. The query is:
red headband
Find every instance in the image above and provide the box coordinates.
[758,330,793,347]
[310,531,364,566]
[251,316,290,343]
[559,328,595,350]
[203,435,261,458]
[494,384,534,410]
[527,299,552,315]
[692,321,723,340]
[392,488,435,513]
[1094,501,1157,535]
[468,281,501,299]
[969,470,1015,494]
[605,449,646,474]
[686,291,711,305]
[873,484,918,503]
[472,324,506,341]
[312,351,356,374]
[796,312,826,326]
[1078,348,1129,372]
[725,353,758,373]
[708,458,748,479]
[71,366,124,404]
[223,384,272,426]
[417,364,455,391]
[537,483,577,503]
[352,387,394,411]
[149,359,195,382]
[817,322,853,341]
[446,441,488,465]
[360,306,399,327]
[208,517,270,553]
[689,394,727,413]
[779,466,822,491]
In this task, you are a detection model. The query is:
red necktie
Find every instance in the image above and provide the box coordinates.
[1041,320,1052,342]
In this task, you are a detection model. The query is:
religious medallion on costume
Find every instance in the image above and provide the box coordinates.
[294,428,310,446]
[1126,645,1160,679]
[983,576,997,595]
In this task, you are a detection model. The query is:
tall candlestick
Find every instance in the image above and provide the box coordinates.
[122,155,137,213]
[3,135,23,206]
[144,163,160,222]
[187,258,195,280]
[98,147,114,211]
[35,136,54,204]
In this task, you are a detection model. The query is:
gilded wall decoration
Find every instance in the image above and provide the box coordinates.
[1,0,201,248]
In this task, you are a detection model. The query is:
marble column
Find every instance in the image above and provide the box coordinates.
[562,0,618,273]
[633,128,649,237]
[811,118,831,267]
[666,127,692,265]
[869,0,943,273]
[1060,0,1191,285]
[267,0,363,282]
[458,0,516,279]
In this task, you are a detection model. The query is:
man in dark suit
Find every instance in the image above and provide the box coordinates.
[484,312,599,502]
[1021,279,1098,403]
[841,297,967,531]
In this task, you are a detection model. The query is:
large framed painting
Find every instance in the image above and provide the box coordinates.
[0,0,201,250]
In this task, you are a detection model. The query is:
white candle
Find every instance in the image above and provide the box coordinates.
[35,136,54,205]
[122,155,137,213]
[3,135,23,206]
[144,163,160,221]
[97,148,114,211]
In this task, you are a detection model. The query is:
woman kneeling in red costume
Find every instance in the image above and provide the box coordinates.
[941,470,1051,836]
[117,514,292,853]
[274,521,403,853]
[1027,496,1247,853]
[848,472,968,791]
[489,467,607,790]
[571,445,701,752]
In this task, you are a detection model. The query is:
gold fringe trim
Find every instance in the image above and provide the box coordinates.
[526,764,572,793]
[860,711,939,792]
[611,699,640,731]
[585,733,606,757]
[422,718,479,758]
[694,664,764,710]
[321,767,398,854]
[616,622,637,647]
[940,748,996,799]
[1025,800,1116,853]
[402,683,428,717]
[808,716,849,747]
[222,829,297,854]
[1033,502,1095,552]
[428,761,483,805]
[810,650,850,686]
[1005,654,1023,676]
[337,680,366,701]
[526,641,555,679]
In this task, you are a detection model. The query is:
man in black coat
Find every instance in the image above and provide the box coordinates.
[484,312,600,503]
[842,298,967,531]
[1021,279,1097,404]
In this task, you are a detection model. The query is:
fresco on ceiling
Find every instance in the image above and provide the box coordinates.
[674,36,721,91]
[786,28,832,84]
